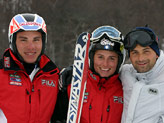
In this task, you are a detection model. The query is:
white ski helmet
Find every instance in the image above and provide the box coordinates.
[89,25,126,75]
[8,13,47,61]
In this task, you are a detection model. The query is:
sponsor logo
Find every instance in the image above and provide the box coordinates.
[42,21,47,33]
[100,38,115,46]
[10,78,21,82]
[10,18,20,34]
[9,74,22,86]
[10,81,22,86]
[113,96,123,103]
[89,73,97,80]
[4,57,10,68]
[148,88,158,95]
[67,33,89,123]
[82,35,89,42]
[10,74,21,78]
[19,22,41,27]
[41,79,55,87]
[83,92,89,103]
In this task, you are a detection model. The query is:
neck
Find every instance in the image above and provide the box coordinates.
[23,62,37,75]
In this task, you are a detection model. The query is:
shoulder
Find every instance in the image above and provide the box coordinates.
[40,55,59,74]
[121,64,133,72]
[120,64,134,77]
[119,64,136,86]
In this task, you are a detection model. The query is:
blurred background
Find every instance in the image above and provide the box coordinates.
[0,0,164,69]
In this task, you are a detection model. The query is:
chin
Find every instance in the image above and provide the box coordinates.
[24,60,36,64]
[100,74,110,78]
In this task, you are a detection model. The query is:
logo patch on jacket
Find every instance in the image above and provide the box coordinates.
[9,74,22,86]
[41,79,56,87]
[4,57,10,68]
[148,88,158,95]
[83,92,89,103]
[113,96,123,103]
[89,73,97,80]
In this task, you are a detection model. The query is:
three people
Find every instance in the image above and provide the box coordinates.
[0,13,59,123]
[1,13,163,123]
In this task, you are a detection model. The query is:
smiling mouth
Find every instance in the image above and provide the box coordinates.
[137,62,147,66]
[100,68,111,71]
[25,52,36,56]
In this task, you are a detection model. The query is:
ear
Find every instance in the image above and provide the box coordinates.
[156,54,159,59]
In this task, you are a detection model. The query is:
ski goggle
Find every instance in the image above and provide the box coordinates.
[124,30,157,49]
[90,26,122,42]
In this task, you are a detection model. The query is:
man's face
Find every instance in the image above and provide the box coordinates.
[16,31,42,63]
[94,50,118,77]
[130,44,158,73]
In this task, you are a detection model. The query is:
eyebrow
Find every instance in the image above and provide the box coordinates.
[131,47,151,52]
[34,36,42,39]
[96,53,117,57]
[17,36,27,39]
[143,47,151,50]
[17,36,41,39]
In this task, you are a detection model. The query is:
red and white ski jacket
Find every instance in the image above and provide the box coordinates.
[67,70,123,123]
[0,49,59,123]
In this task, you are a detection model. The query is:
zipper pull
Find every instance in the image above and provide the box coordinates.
[32,84,34,92]
[89,104,92,110]
[107,105,110,112]
[26,89,31,103]
[26,89,30,95]
[29,95,31,103]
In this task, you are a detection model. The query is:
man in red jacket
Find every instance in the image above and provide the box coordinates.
[0,13,59,123]
[52,25,125,123]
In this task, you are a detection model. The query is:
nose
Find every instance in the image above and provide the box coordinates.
[137,54,145,62]
[102,59,108,67]
[27,41,35,49]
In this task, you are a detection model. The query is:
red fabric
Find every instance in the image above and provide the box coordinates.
[0,49,59,123]
[67,70,123,123]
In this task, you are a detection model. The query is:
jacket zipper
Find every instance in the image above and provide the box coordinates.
[106,105,110,122]
[89,103,92,123]
[107,105,110,112]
